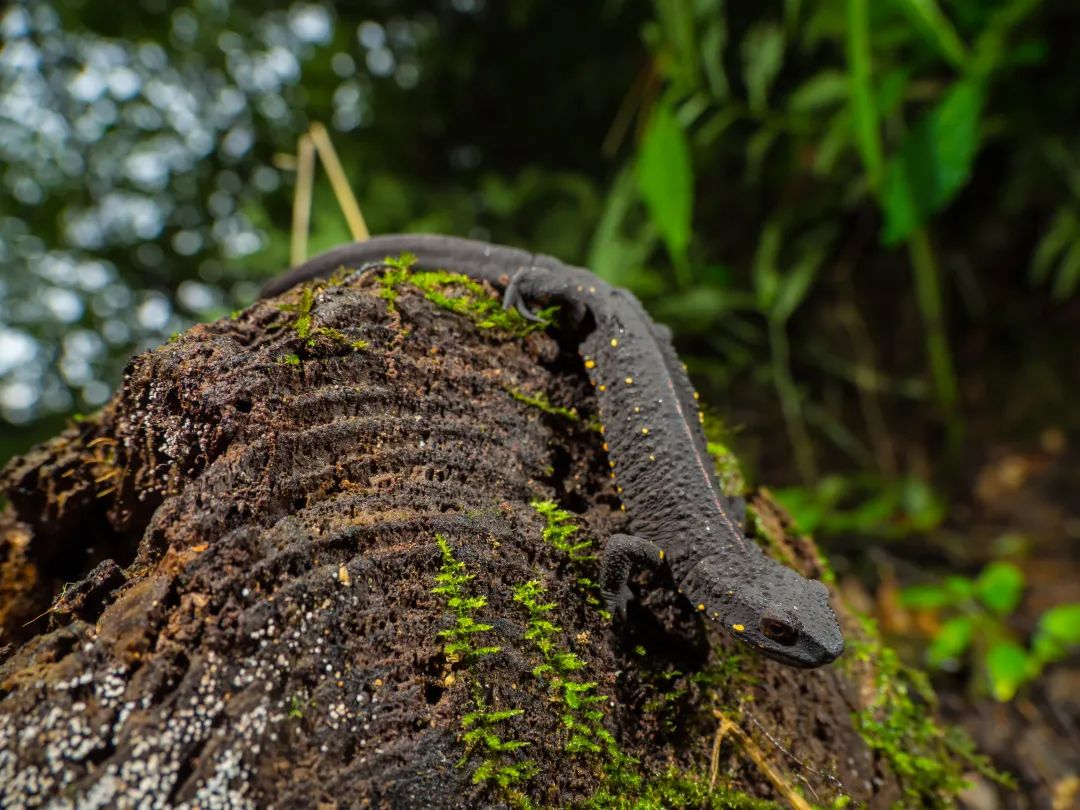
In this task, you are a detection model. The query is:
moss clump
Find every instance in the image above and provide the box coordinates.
[635,649,753,737]
[530,499,594,564]
[513,579,615,758]
[846,614,1013,807]
[432,534,535,801]
[507,387,580,422]
[746,505,800,570]
[432,534,501,665]
[460,704,538,790]
[287,694,307,719]
[280,285,368,352]
[376,252,557,336]
[530,499,601,607]
[580,767,780,810]
[701,412,746,498]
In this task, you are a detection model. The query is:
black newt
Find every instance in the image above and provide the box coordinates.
[262,234,844,669]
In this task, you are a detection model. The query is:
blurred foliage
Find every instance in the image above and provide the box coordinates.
[773,473,946,538]
[2,0,1078,617]
[0,0,645,450]
[902,562,1080,700]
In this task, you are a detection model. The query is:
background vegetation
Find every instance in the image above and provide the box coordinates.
[2,0,1078,802]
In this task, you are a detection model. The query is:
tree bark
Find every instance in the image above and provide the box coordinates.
[0,269,930,808]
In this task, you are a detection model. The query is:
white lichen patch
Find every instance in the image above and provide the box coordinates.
[1,595,380,808]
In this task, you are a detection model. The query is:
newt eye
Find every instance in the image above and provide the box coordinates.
[760,617,799,646]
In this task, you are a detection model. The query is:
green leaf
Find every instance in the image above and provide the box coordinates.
[788,70,848,112]
[652,287,757,332]
[588,167,658,287]
[900,584,952,610]
[1051,239,1080,301]
[1030,208,1078,283]
[893,0,968,69]
[1032,602,1080,663]
[876,69,910,118]
[943,575,975,602]
[751,221,783,311]
[637,98,694,267]
[1037,602,1080,644]
[813,108,852,175]
[928,615,974,666]
[881,80,984,244]
[844,0,884,192]
[985,641,1033,701]
[974,562,1024,616]
[741,23,785,112]
[969,0,1043,79]
[770,229,832,322]
[745,126,780,183]
[651,0,698,92]
[770,485,827,534]
[699,12,729,99]
[898,476,946,530]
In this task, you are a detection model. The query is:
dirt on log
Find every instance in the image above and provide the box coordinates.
[0,267,967,808]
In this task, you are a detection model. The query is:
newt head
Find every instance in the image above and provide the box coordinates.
[689,555,844,669]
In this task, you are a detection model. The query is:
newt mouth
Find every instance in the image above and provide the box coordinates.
[739,639,841,669]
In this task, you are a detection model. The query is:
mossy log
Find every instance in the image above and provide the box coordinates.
[0,268,976,808]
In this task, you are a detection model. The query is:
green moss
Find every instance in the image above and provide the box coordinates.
[376,252,557,336]
[846,614,1013,807]
[432,534,502,664]
[513,578,615,757]
[580,767,780,809]
[280,283,368,353]
[701,413,746,498]
[746,506,796,568]
[432,534,535,800]
[505,510,780,810]
[530,499,601,608]
[530,499,594,564]
[287,694,306,719]
[460,703,538,789]
[507,387,580,422]
[280,353,301,366]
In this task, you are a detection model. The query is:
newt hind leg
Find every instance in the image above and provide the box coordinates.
[600,534,666,620]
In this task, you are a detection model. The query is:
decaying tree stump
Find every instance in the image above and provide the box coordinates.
[0,266,975,808]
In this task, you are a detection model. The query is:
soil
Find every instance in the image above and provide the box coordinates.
[0,270,914,808]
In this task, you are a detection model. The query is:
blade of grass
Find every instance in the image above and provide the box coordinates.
[894,0,968,69]
[290,133,315,267]
[845,0,884,194]
[310,121,370,243]
[908,227,963,451]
